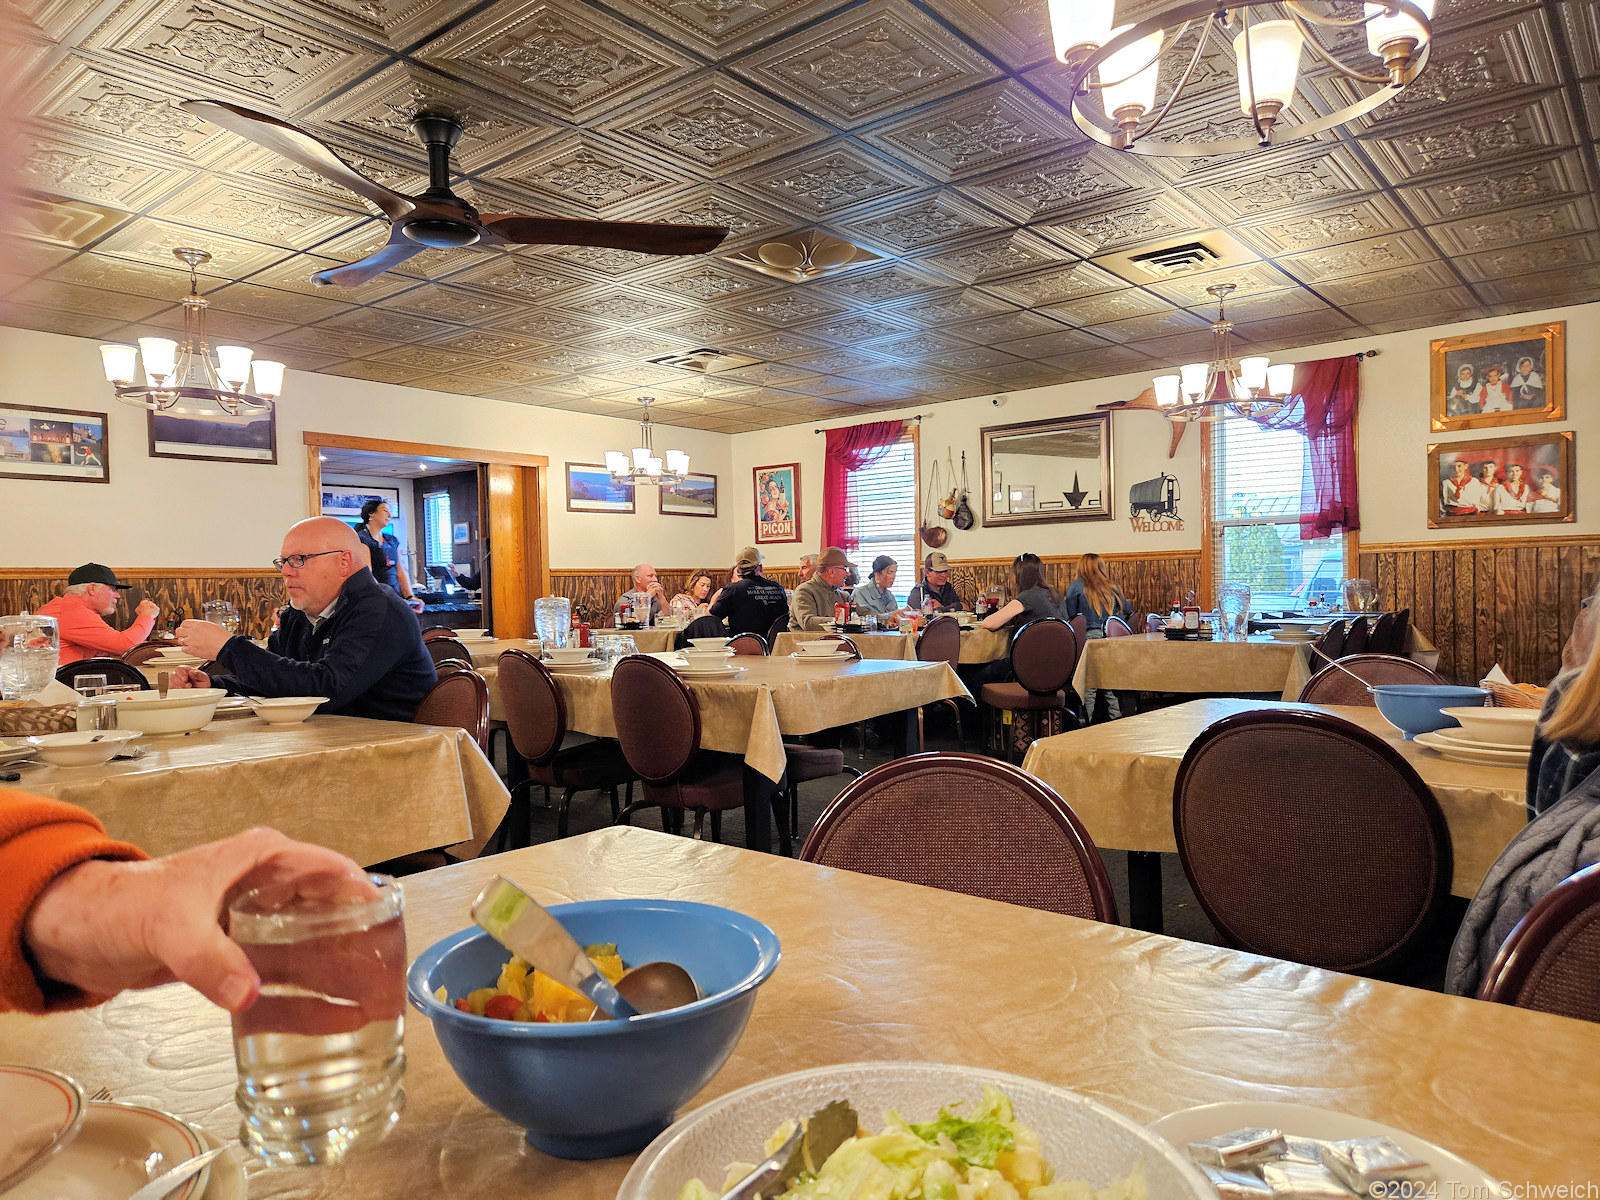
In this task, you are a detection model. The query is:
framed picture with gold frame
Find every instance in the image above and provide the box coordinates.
[1427,430,1574,529]
[1430,321,1564,432]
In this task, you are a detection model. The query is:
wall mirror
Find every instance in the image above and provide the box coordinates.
[981,412,1113,526]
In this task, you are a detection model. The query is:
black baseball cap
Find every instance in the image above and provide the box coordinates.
[67,563,133,589]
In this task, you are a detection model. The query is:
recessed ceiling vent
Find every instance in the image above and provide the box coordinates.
[648,348,760,374]
[1126,241,1222,277]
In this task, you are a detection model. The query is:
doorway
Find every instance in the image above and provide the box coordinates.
[304,432,550,639]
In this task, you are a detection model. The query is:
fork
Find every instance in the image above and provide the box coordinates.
[88,1086,113,1101]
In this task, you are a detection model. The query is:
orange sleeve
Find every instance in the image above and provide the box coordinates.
[0,789,147,1014]
[45,598,152,658]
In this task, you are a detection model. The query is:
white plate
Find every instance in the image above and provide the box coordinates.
[11,1100,209,1200]
[1269,629,1318,642]
[1148,1101,1496,1189]
[194,1129,246,1200]
[618,1062,1208,1200]
[544,660,604,674]
[1430,726,1534,755]
[1414,730,1530,767]
[0,741,39,767]
[789,651,852,664]
[0,1065,84,1192]
[673,665,745,678]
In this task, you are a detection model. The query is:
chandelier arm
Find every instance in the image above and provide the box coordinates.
[1085,25,1173,93]
[1127,17,1207,146]
[1288,6,1394,84]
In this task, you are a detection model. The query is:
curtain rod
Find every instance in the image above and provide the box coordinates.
[815,413,923,434]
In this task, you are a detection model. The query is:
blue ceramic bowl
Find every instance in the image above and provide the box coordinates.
[1369,684,1489,739]
[406,899,780,1160]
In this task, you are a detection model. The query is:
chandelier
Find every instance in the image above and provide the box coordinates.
[1153,285,1295,422]
[1048,0,1434,155]
[605,397,689,486]
[98,248,284,415]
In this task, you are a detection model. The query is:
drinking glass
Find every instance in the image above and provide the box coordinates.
[73,673,108,698]
[0,614,59,701]
[1217,583,1251,641]
[1341,578,1378,614]
[619,636,638,659]
[229,874,406,1166]
[534,596,571,648]
[203,600,240,634]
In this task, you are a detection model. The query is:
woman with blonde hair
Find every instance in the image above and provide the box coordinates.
[669,568,719,621]
[1065,553,1134,720]
[1528,588,1600,816]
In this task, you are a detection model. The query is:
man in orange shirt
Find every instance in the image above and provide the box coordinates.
[36,563,160,664]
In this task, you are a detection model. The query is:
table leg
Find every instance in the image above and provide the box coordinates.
[889,708,919,759]
[1128,851,1164,933]
[742,765,784,855]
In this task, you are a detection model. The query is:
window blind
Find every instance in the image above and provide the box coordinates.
[422,491,451,568]
[843,437,918,604]
[1210,419,1345,612]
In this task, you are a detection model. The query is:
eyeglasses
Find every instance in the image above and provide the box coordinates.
[273,550,343,571]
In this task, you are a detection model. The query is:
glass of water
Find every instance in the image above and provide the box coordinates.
[1217,583,1252,641]
[229,874,406,1166]
[1,614,59,701]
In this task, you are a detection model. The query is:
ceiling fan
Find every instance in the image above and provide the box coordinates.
[181,99,730,287]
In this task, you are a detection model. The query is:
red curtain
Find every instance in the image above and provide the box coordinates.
[1252,354,1361,541]
[822,420,906,550]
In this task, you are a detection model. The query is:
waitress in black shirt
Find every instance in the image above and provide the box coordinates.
[355,499,423,612]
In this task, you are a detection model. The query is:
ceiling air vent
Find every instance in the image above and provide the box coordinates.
[1126,241,1222,277]
[648,348,760,374]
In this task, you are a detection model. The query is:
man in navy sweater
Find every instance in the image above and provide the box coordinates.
[171,518,436,721]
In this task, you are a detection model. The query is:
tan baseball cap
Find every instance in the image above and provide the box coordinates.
[818,546,850,569]
[734,546,762,569]
[924,551,950,571]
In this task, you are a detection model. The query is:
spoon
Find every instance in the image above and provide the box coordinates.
[1308,643,1381,691]
[586,960,699,1022]
[157,670,169,700]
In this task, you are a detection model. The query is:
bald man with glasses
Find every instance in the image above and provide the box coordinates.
[170,517,436,721]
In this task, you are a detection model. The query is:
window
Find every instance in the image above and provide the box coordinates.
[1210,420,1345,611]
[843,437,918,603]
[422,491,451,568]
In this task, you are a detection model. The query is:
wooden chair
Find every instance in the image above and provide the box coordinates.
[1297,653,1446,706]
[426,638,471,667]
[1068,613,1087,644]
[124,641,176,666]
[979,617,1080,764]
[766,613,789,649]
[56,657,150,690]
[728,632,767,655]
[674,614,728,650]
[1173,708,1450,976]
[801,752,1117,922]
[422,627,461,643]
[914,615,965,752]
[1478,862,1600,1024]
[1390,608,1411,657]
[611,655,756,847]
[492,648,636,846]
[413,667,489,753]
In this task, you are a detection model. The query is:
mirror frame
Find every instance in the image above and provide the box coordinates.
[980,411,1114,527]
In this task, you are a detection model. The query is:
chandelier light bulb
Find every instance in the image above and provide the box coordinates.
[1048,0,1116,68]
[605,450,629,476]
[665,449,690,475]
[138,337,178,384]
[1239,356,1270,392]
[1153,374,1182,408]
[1365,0,1433,61]
[215,344,254,390]
[1234,19,1303,127]
[645,457,663,477]
[1179,362,1209,399]
[252,360,285,400]
[1267,362,1297,396]
[631,447,651,470]
[1099,27,1163,127]
[99,344,137,386]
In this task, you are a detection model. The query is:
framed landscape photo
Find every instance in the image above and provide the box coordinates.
[148,396,277,464]
[754,463,801,543]
[566,463,635,514]
[1428,431,1574,529]
[659,471,718,518]
[0,402,108,484]
[1430,321,1564,432]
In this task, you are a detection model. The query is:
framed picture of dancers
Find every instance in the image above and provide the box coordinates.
[1428,431,1574,529]
[1430,321,1564,431]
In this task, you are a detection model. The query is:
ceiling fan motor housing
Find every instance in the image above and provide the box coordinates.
[402,108,481,246]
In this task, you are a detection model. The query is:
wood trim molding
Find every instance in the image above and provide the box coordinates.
[549,549,1201,577]
[1361,533,1600,554]
[303,431,549,469]
[1,567,283,579]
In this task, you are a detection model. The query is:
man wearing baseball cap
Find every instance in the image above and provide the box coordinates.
[37,564,161,665]
[790,547,852,631]
[907,551,963,612]
[709,546,788,638]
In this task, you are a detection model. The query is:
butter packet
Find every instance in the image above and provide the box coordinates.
[1204,1165,1274,1200]
[1324,1138,1433,1192]
[1190,1127,1290,1169]
[1262,1161,1358,1200]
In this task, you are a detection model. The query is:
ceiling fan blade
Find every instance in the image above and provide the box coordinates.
[182,99,415,222]
[479,215,729,255]
[311,228,424,287]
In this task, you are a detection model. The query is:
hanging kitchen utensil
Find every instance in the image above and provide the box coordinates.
[938,448,958,519]
[953,451,975,530]
[920,456,948,548]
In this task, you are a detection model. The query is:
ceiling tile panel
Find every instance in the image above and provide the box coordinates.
[1228,312,1363,350]
[985,261,1124,307]
[1090,309,1213,346]
[199,279,352,323]
[600,77,829,179]
[308,305,461,342]
[727,329,829,360]
[1396,149,1590,224]
[1341,287,1486,328]
[630,184,798,251]
[308,222,466,279]
[3,304,124,338]
[1038,288,1169,327]
[489,310,600,342]
[442,256,590,303]
[21,124,182,210]
[910,228,1067,285]
[632,259,777,305]
[731,290,847,326]
[26,54,228,162]
[1454,235,1600,283]
[599,0,854,61]
[44,251,200,299]
[731,142,926,220]
[835,191,1008,255]
[374,284,522,324]
[1037,194,1209,257]
[860,81,1085,183]
[944,309,1064,345]
[270,0,479,52]
[148,175,359,248]
[1181,146,1383,224]
[1359,92,1579,186]
[1229,194,1416,256]
[953,145,1157,224]
[95,216,286,277]
[1313,262,1465,307]
[729,0,1002,131]
[494,134,692,214]
[1473,266,1600,306]
[414,0,696,124]
[14,278,169,321]
[1273,230,1443,284]
[919,0,1051,71]
[891,288,1017,325]
[992,327,1109,359]
[1142,264,1300,308]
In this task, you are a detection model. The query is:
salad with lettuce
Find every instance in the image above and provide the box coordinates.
[677,1086,1146,1200]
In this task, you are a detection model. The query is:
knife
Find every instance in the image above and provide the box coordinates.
[127,1145,227,1200]
[717,1100,858,1200]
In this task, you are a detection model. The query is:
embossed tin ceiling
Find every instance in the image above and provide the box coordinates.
[6,0,1599,432]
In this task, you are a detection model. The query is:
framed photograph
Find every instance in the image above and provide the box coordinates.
[452,521,471,544]
[148,395,276,464]
[321,483,402,535]
[1430,321,1564,431]
[1428,431,1574,528]
[566,463,635,514]
[754,463,801,543]
[982,411,1114,526]
[0,403,108,484]
[659,471,718,518]
[1009,485,1036,512]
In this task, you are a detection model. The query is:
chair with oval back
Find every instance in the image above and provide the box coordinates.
[1296,653,1446,706]
[728,632,767,656]
[611,655,757,847]
[914,615,965,752]
[493,648,636,846]
[412,667,489,753]
[56,657,151,690]
[766,613,790,649]
[674,613,729,650]
[810,632,862,659]
[426,637,472,667]
[1477,862,1600,1024]
[1173,708,1451,976]
[1389,608,1411,657]
[1310,619,1347,665]
[1105,615,1134,638]
[421,627,460,643]
[801,752,1117,922]
[123,641,175,666]
[979,617,1081,764]
[1366,611,1397,655]
[1342,615,1371,656]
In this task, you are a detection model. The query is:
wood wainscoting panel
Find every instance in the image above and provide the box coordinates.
[1360,535,1600,687]
[1,569,286,639]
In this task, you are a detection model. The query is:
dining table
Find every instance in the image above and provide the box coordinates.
[9,713,511,865]
[772,625,1010,664]
[7,826,1595,1198]
[1022,698,1530,931]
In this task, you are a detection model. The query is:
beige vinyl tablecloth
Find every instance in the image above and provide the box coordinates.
[591,627,678,654]
[464,637,539,668]
[13,715,510,864]
[8,827,1595,1199]
[1073,632,1313,699]
[482,656,967,783]
[1022,698,1528,897]
[774,627,1009,665]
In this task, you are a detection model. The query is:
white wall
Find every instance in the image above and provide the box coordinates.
[730,299,1600,563]
[0,326,734,569]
